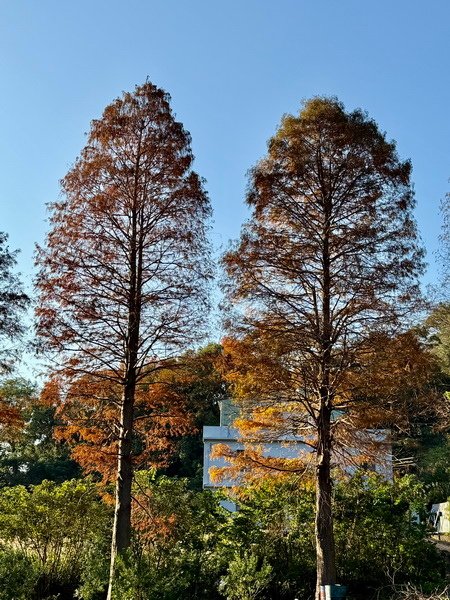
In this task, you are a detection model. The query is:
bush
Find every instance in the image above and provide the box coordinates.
[333,473,447,598]
[0,548,39,600]
[225,473,447,600]
[0,478,111,598]
[76,472,447,600]
[390,584,450,599]
[218,551,272,600]
[80,474,228,600]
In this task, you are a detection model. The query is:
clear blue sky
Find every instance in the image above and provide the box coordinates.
[1,0,449,296]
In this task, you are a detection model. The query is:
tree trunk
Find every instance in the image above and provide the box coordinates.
[107,177,141,600]
[315,191,337,599]
[106,379,135,600]
[315,404,337,600]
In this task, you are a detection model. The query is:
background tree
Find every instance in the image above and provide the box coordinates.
[222,98,425,596]
[0,378,79,486]
[396,305,450,502]
[0,232,28,373]
[35,81,212,597]
[438,191,450,295]
[163,343,226,487]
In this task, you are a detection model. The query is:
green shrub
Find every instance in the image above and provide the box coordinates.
[75,534,110,600]
[79,475,228,600]
[0,548,39,600]
[222,478,316,599]
[0,478,111,598]
[333,473,447,598]
[219,551,272,600]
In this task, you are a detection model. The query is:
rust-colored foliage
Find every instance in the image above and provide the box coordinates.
[35,82,212,379]
[52,368,196,484]
[216,333,442,485]
[0,396,23,441]
[342,331,445,431]
[0,379,41,446]
[132,483,178,548]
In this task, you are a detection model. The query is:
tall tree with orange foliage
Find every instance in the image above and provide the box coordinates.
[35,82,212,598]
[222,98,425,598]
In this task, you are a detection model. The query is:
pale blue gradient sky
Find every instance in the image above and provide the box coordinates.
[1,0,449,299]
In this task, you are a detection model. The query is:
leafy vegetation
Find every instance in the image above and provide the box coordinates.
[0,479,110,599]
[0,378,79,486]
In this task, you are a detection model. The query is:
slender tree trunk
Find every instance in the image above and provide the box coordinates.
[107,378,136,600]
[107,164,142,599]
[315,403,336,600]
[315,192,337,599]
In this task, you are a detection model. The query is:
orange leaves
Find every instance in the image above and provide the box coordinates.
[0,379,35,442]
[221,99,426,454]
[52,368,196,483]
[220,335,292,405]
[35,81,212,387]
[209,441,312,488]
[132,485,178,547]
[0,403,22,435]
[341,331,443,433]
[39,378,61,407]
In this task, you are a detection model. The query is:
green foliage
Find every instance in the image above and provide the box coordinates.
[333,473,446,597]
[415,432,450,502]
[1,471,442,599]
[423,304,450,376]
[398,304,450,503]
[218,551,272,600]
[0,232,29,373]
[221,478,316,599]
[81,474,229,600]
[76,535,110,600]
[222,474,446,600]
[164,344,225,488]
[133,474,228,598]
[0,479,110,597]
[0,377,79,487]
[0,548,39,600]
[109,548,199,600]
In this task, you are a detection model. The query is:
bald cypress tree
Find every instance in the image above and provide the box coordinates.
[223,98,424,597]
[35,82,212,597]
